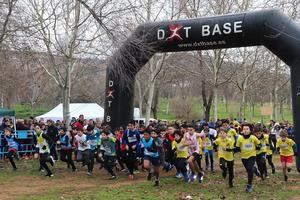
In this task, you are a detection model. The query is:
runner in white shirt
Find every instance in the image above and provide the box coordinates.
[184,124,203,183]
[74,127,93,176]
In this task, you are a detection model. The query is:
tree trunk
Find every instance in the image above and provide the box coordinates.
[136,78,143,117]
[280,100,284,120]
[166,92,170,115]
[151,87,159,119]
[213,86,218,122]
[62,86,70,127]
[274,87,278,121]
[30,102,34,117]
[205,95,213,122]
[270,92,273,120]
[1,94,3,108]
[260,101,264,123]
[201,80,213,121]
[62,65,71,127]
[272,58,279,121]
[225,95,228,113]
[249,102,254,123]
[145,80,155,126]
[239,89,246,121]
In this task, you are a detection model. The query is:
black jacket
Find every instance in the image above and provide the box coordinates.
[46,125,58,142]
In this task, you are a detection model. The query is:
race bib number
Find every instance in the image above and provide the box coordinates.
[144,148,151,155]
[206,141,212,147]
[89,140,97,146]
[243,143,253,150]
[128,136,137,143]
[280,143,288,149]
[178,144,185,151]
[104,147,112,154]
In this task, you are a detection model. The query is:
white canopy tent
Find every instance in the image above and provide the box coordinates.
[36,103,141,122]
[35,103,104,122]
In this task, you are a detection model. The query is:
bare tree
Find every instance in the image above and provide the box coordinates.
[25,0,111,125]
[126,0,178,125]
[234,47,260,121]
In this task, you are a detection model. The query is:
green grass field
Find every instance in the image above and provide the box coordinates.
[0,154,299,200]
[13,98,293,124]
[157,98,293,123]
[14,104,52,119]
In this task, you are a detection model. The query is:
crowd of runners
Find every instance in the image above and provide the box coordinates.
[1,115,297,192]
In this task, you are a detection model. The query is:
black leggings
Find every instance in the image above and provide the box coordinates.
[40,153,52,175]
[60,149,76,170]
[7,150,17,169]
[266,154,275,168]
[82,149,94,172]
[256,153,267,177]
[242,156,256,185]
[175,158,187,174]
[124,151,136,175]
[104,155,116,176]
[49,142,58,160]
[219,158,234,184]
[196,154,203,171]
[117,151,126,169]
[266,154,275,175]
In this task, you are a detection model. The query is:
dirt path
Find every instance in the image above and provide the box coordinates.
[0,165,158,200]
[0,155,299,200]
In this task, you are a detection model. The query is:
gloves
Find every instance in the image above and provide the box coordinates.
[234,147,241,153]
[256,144,262,150]
[42,145,47,150]
[225,148,233,152]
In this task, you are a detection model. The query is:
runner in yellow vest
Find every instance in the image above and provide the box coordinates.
[235,123,261,193]
[214,127,234,188]
[35,125,55,177]
[253,125,268,180]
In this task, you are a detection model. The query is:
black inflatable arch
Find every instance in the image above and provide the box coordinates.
[104,9,300,167]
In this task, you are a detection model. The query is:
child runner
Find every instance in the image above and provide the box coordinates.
[197,131,205,182]
[204,127,215,172]
[184,124,203,183]
[221,119,238,144]
[99,129,117,180]
[164,126,176,176]
[253,125,268,180]
[75,127,93,176]
[235,123,260,192]
[116,127,126,171]
[3,127,19,170]
[264,127,275,177]
[34,125,55,177]
[71,127,78,161]
[57,127,76,171]
[86,125,100,172]
[153,128,172,172]
[276,129,296,181]
[142,129,161,186]
[137,125,146,169]
[123,120,141,180]
[172,130,189,182]
[214,127,234,187]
